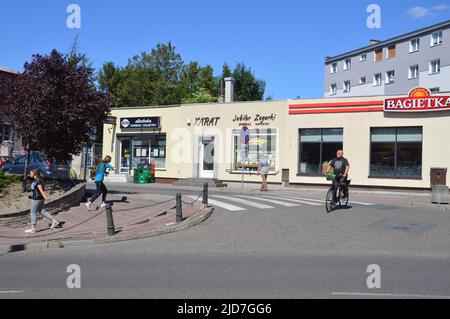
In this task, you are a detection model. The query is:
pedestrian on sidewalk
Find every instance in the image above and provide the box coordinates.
[86,155,115,209]
[257,154,270,191]
[25,169,61,234]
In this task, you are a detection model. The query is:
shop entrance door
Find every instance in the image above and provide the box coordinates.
[119,139,132,174]
[199,137,215,179]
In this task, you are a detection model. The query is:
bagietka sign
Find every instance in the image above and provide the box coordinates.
[384,88,450,112]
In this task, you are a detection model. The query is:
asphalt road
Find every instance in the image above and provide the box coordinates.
[0,184,449,299]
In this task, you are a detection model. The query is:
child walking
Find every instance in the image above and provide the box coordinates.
[25,169,61,234]
[86,156,115,209]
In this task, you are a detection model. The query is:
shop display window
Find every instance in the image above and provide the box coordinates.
[232,129,277,173]
[370,127,422,178]
[299,128,343,175]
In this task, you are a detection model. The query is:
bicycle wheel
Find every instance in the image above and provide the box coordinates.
[338,188,349,209]
[325,189,335,213]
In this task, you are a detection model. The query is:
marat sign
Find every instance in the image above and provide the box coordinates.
[384,88,450,113]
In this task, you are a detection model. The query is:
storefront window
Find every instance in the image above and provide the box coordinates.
[370,127,422,178]
[232,129,277,173]
[119,134,167,173]
[299,128,343,175]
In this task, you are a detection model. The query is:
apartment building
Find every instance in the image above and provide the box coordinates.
[324,20,450,97]
[0,67,22,156]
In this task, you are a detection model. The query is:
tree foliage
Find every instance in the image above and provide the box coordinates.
[0,49,111,162]
[97,42,266,106]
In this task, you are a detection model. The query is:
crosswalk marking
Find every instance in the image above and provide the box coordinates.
[259,195,322,206]
[288,196,375,207]
[210,195,274,209]
[186,196,246,211]
[234,195,299,207]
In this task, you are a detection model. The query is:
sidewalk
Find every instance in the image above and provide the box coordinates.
[0,192,212,253]
[95,181,448,211]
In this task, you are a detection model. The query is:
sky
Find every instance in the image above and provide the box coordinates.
[1,0,450,99]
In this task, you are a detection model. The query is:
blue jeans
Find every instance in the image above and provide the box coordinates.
[89,181,108,203]
[30,200,53,225]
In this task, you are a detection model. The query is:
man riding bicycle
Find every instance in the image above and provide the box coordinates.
[326,150,350,201]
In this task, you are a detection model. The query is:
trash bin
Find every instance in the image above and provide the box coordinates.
[430,168,447,186]
[430,168,449,204]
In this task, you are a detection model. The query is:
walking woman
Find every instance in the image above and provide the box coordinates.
[25,169,61,234]
[257,154,270,191]
[86,156,115,209]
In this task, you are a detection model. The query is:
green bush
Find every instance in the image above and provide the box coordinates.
[0,172,21,188]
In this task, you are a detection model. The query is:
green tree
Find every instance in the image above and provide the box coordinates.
[231,63,266,102]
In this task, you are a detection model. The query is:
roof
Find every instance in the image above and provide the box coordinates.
[325,19,450,64]
[0,67,19,75]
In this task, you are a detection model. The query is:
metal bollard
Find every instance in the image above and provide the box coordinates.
[105,203,116,236]
[176,193,183,223]
[202,182,208,208]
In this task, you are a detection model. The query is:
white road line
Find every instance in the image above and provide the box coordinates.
[259,195,322,206]
[289,196,375,206]
[186,196,246,211]
[234,195,299,207]
[210,195,274,209]
[0,290,24,294]
[331,292,450,299]
[348,201,376,206]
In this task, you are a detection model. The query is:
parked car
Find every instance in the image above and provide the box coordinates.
[0,156,15,169]
[1,153,54,177]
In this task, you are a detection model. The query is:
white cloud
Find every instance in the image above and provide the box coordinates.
[406,6,430,18]
[406,4,450,18]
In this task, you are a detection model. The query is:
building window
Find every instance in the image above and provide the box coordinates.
[429,59,441,74]
[410,38,420,52]
[0,125,12,142]
[431,31,443,46]
[386,45,396,59]
[330,63,337,74]
[386,70,395,84]
[373,73,382,86]
[370,127,422,178]
[430,87,440,93]
[343,81,351,93]
[360,53,367,62]
[232,129,276,173]
[119,134,167,173]
[299,128,343,175]
[374,49,383,62]
[359,76,366,85]
[330,83,337,95]
[344,58,351,70]
[409,65,419,79]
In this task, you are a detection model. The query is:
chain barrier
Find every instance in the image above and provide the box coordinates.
[0,189,205,240]
[181,191,204,205]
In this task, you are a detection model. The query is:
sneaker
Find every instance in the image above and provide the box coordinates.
[24,228,36,234]
[100,202,108,208]
[50,221,60,230]
[85,201,92,209]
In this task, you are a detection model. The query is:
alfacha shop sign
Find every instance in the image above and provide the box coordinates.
[384,88,450,113]
[120,117,161,129]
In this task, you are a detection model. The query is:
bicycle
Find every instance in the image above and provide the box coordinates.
[325,173,350,213]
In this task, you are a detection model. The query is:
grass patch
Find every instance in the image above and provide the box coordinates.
[0,170,21,189]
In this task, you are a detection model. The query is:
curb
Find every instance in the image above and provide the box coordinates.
[0,206,214,254]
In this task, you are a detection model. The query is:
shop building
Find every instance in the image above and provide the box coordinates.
[103,87,450,189]
[325,19,450,97]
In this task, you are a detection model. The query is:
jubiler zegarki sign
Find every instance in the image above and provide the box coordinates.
[384,88,450,112]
